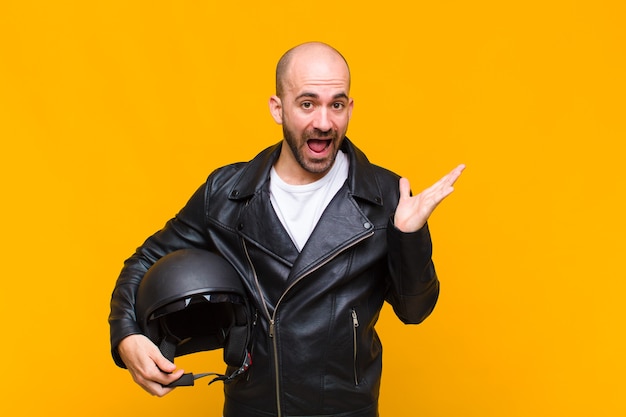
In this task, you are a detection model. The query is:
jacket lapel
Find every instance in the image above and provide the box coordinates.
[229,138,386,287]
[287,185,374,284]
[237,187,300,267]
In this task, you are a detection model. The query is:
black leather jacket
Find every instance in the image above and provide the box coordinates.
[109,138,440,417]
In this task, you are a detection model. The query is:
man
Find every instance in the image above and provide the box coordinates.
[109,42,464,417]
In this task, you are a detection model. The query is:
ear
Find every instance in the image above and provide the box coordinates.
[269,95,283,124]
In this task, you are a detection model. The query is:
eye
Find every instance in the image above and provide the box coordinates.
[332,102,345,110]
[301,101,313,110]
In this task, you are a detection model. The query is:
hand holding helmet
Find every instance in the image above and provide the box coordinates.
[118,333,184,396]
[118,249,253,396]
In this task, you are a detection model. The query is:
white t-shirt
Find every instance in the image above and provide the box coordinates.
[270,150,349,251]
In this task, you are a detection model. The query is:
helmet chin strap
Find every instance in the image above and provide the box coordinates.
[163,351,252,387]
[159,336,252,387]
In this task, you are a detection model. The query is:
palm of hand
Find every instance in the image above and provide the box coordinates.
[394,164,465,233]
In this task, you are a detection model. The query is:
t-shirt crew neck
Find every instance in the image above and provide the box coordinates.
[269,150,349,251]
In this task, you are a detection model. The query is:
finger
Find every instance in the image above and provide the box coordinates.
[154,367,186,387]
[445,164,465,186]
[428,164,465,196]
[148,352,185,385]
[142,375,178,397]
[149,384,174,397]
[132,352,182,385]
[152,352,177,374]
[438,164,465,198]
[135,362,185,394]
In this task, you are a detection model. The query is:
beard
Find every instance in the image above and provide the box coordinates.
[282,124,344,175]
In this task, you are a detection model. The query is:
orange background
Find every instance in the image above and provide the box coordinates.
[1,1,624,416]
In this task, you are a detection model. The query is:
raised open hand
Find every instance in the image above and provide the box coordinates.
[394,164,465,233]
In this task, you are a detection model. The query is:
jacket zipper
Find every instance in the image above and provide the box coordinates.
[242,230,374,417]
[351,308,360,386]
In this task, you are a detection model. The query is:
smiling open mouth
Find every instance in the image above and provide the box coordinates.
[307,139,331,153]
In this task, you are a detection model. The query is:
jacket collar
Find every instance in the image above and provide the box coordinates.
[228,137,385,207]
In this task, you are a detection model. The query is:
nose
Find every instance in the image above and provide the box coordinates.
[312,107,332,133]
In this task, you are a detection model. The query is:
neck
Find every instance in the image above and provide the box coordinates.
[273,144,330,185]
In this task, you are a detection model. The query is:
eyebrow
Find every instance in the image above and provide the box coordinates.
[295,92,349,101]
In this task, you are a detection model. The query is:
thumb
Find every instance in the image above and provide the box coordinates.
[151,349,178,374]
[398,177,411,200]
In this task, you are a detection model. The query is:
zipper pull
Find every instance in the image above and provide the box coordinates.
[351,309,359,328]
[269,319,275,338]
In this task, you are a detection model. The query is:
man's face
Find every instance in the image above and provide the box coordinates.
[270,51,353,182]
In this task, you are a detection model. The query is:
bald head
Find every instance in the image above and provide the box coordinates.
[275,42,351,98]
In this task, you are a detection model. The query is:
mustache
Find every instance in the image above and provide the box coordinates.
[304,128,336,139]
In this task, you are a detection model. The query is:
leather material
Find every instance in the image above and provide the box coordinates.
[109,138,439,416]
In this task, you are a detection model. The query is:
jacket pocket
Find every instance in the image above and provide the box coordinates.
[351,308,360,386]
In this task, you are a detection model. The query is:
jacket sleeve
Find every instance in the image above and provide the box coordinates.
[385,220,440,324]
[108,181,211,367]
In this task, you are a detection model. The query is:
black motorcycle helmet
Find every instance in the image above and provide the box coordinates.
[136,248,252,386]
